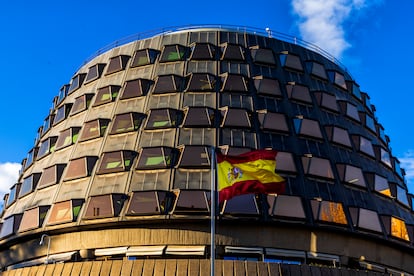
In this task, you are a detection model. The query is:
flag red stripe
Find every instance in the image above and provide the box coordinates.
[217,149,277,164]
[219,179,285,202]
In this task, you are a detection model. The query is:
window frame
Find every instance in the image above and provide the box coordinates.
[92,85,121,107]
[105,55,130,75]
[96,150,137,175]
[84,63,106,84]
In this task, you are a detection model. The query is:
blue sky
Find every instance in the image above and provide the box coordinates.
[1,0,413,193]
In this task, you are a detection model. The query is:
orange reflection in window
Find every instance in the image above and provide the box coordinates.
[319,202,347,225]
[378,188,391,197]
[391,217,410,241]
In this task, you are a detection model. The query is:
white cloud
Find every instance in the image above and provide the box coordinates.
[0,162,21,195]
[291,0,379,58]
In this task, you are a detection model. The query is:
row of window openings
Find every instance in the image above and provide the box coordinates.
[0,192,410,243]
[62,44,352,96]
[10,149,409,208]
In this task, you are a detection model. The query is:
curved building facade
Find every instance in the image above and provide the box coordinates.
[0,26,413,275]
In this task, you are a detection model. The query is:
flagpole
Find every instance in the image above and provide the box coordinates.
[210,146,216,276]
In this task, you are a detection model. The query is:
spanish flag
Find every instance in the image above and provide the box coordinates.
[217,149,285,202]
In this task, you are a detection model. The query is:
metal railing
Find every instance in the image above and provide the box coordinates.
[78,24,349,74]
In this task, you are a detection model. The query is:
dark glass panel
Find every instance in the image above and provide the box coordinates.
[186,73,217,92]
[253,76,282,97]
[41,114,55,135]
[37,136,58,159]
[286,83,312,103]
[120,78,152,99]
[38,164,66,189]
[67,73,86,94]
[221,43,245,61]
[250,47,276,65]
[53,104,72,125]
[275,152,297,173]
[294,118,322,139]
[136,147,176,170]
[79,119,110,141]
[145,109,182,129]
[18,206,49,232]
[55,127,81,150]
[257,111,288,132]
[57,84,70,106]
[390,217,410,241]
[64,156,98,181]
[336,164,366,188]
[19,173,41,198]
[92,85,120,107]
[221,74,248,93]
[0,215,22,238]
[374,174,391,197]
[325,126,352,148]
[269,195,305,219]
[302,156,334,179]
[190,43,216,60]
[173,190,210,213]
[397,185,409,206]
[178,146,210,168]
[306,61,327,79]
[6,184,20,206]
[279,52,303,71]
[160,44,187,62]
[314,92,338,112]
[106,55,130,75]
[83,194,126,219]
[97,151,136,174]
[222,194,259,215]
[221,108,251,128]
[358,136,375,157]
[182,107,215,127]
[70,94,94,116]
[25,147,38,169]
[153,75,183,94]
[109,112,145,134]
[131,49,159,67]
[85,63,106,83]
[327,71,347,90]
[318,201,347,225]
[126,191,171,215]
[47,199,83,225]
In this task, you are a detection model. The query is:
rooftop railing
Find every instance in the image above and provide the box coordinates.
[79,24,349,74]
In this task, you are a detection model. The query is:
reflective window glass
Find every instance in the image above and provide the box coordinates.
[136,147,176,170]
[312,200,347,225]
[221,194,259,215]
[220,129,256,148]
[336,164,366,188]
[186,73,217,92]
[268,195,305,218]
[286,83,312,103]
[173,190,210,213]
[257,111,288,133]
[349,207,382,232]
[221,43,245,61]
[145,108,182,129]
[64,156,98,181]
[126,191,171,215]
[314,92,338,112]
[221,108,251,128]
[18,206,49,232]
[47,200,83,225]
[93,85,120,107]
[391,217,410,241]
[109,112,145,134]
[6,184,20,206]
[294,118,322,139]
[106,55,130,75]
[25,147,38,169]
[250,47,276,65]
[190,43,216,60]
[85,63,106,83]
[302,156,334,179]
[121,78,152,99]
[374,174,391,197]
[0,215,20,238]
[38,164,66,189]
[53,104,72,125]
[327,71,347,90]
[178,146,210,168]
[70,94,94,116]
[379,147,392,168]
[57,84,70,106]
[306,61,327,79]
[279,52,303,71]
[96,151,136,174]
[221,74,248,93]
[153,75,183,94]
[397,185,409,206]
[182,107,215,127]
[67,73,86,94]
[325,126,352,148]
[131,49,159,67]
[253,76,282,97]
[19,174,40,198]
[55,127,80,150]
[37,136,57,159]
[160,44,187,62]
[275,152,297,173]
[41,114,55,136]
[358,136,375,157]
[79,119,110,142]
[83,194,126,219]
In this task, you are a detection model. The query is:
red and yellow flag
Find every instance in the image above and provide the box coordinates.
[217,149,285,202]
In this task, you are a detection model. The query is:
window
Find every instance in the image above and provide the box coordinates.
[0,214,22,238]
[56,84,70,106]
[153,74,183,94]
[396,185,409,206]
[190,43,216,60]
[221,194,259,215]
[126,191,173,215]
[220,43,245,61]
[172,190,210,214]
[314,92,339,112]
[37,164,66,189]
[160,44,187,62]
[120,78,152,99]
[394,158,404,179]
[109,112,145,134]
[253,76,282,97]
[362,93,374,113]
[130,48,159,67]
[96,150,137,174]
[53,104,72,125]
[374,146,392,168]
[220,93,253,110]
[19,173,41,198]
[55,127,81,150]
[136,147,177,170]
[286,82,312,104]
[275,152,297,173]
[64,156,98,181]
[268,195,305,219]
[41,114,55,136]
[224,246,262,261]
[378,124,388,145]
[106,55,130,75]
[139,129,176,147]
[336,164,366,188]
[348,82,362,100]
[37,136,58,159]
[182,107,215,127]
[177,146,210,168]
[305,61,327,80]
[183,92,216,108]
[79,119,110,142]
[130,170,170,191]
[186,73,217,92]
[349,207,382,233]
[371,174,391,197]
[250,46,276,65]
[220,129,257,148]
[311,199,348,225]
[327,70,347,90]
[302,156,334,179]
[144,108,182,130]
[83,194,126,219]
[92,85,120,107]
[220,73,248,93]
[352,135,375,157]
[84,63,106,83]
[294,117,323,139]
[174,169,210,189]
[24,147,38,169]
[18,206,49,232]
[47,199,83,225]
[380,216,410,241]
[179,128,215,145]
[325,126,352,148]
[279,52,303,71]
[6,184,21,206]
[67,73,86,94]
[220,107,251,128]
[360,113,376,133]
[257,110,288,133]
[70,94,94,116]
